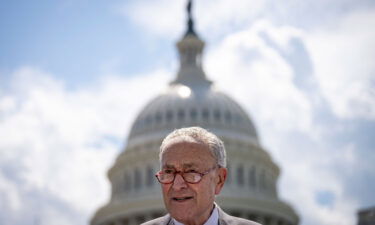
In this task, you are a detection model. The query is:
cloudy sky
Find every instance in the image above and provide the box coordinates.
[1,0,374,225]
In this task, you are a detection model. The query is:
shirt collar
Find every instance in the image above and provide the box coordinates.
[172,205,219,225]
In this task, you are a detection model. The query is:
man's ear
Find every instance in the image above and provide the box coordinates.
[215,167,227,195]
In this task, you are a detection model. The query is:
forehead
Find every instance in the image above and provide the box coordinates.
[161,139,215,168]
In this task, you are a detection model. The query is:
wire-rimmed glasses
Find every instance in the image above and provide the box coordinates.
[155,167,218,184]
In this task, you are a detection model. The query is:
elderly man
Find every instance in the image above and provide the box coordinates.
[142,127,260,225]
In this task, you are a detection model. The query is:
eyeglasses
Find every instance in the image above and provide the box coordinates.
[155,167,218,184]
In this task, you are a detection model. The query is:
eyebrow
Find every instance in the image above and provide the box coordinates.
[162,163,198,169]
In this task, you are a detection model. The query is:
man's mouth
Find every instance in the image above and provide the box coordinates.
[172,196,193,202]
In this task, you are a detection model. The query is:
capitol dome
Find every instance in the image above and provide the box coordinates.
[128,83,259,149]
[91,2,299,225]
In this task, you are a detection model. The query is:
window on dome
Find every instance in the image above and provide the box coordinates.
[155,113,162,123]
[226,164,231,184]
[134,169,141,190]
[214,109,221,122]
[265,175,271,192]
[249,167,256,188]
[190,109,197,120]
[137,119,144,129]
[235,114,242,124]
[124,172,132,191]
[237,165,244,186]
[166,110,173,122]
[225,111,232,123]
[186,49,194,64]
[177,109,185,121]
[260,170,266,190]
[145,116,152,125]
[271,178,277,195]
[202,109,209,120]
[146,166,154,187]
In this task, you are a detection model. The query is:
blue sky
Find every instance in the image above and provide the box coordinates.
[0,0,173,88]
[1,1,375,225]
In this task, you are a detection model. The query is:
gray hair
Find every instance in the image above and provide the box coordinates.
[159,127,227,168]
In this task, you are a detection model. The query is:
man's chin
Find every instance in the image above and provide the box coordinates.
[169,208,194,223]
[171,213,191,224]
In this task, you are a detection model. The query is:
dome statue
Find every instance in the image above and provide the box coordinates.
[91,2,299,225]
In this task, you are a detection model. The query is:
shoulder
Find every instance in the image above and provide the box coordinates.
[220,215,261,225]
[217,206,262,225]
[141,214,172,225]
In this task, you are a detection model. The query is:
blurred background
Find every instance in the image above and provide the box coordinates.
[0,0,374,225]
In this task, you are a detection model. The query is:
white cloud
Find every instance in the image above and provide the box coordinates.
[276,140,360,225]
[195,0,265,35]
[118,0,185,38]
[206,20,312,133]
[0,66,170,225]
[305,9,375,120]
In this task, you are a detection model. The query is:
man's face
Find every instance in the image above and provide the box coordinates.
[160,139,227,225]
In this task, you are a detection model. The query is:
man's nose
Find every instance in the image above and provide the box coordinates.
[172,173,188,190]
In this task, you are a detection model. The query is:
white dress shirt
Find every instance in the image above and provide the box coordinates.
[172,205,219,225]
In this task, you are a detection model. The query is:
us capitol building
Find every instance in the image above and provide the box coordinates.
[91,2,299,225]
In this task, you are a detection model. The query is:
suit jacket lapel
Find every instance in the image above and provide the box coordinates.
[165,215,174,225]
[165,205,227,225]
[218,218,227,225]
[217,205,229,225]
[167,219,174,225]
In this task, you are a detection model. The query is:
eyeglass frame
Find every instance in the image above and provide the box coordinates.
[155,166,220,184]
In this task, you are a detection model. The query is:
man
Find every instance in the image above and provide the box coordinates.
[142,127,260,225]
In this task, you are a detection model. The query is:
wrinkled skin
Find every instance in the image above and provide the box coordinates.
[160,139,227,225]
